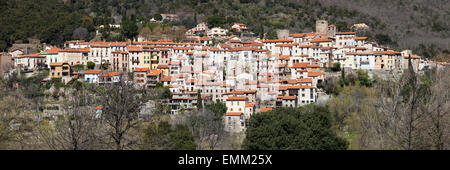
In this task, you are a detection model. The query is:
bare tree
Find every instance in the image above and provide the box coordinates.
[72,27,89,41]
[373,59,449,149]
[184,109,225,150]
[99,79,142,150]
[419,68,449,150]
[39,88,104,150]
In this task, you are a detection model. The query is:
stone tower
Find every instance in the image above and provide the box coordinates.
[276,29,290,39]
[327,25,337,37]
[315,20,328,35]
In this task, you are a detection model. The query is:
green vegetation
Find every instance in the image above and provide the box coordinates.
[205,100,227,117]
[243,106,348,150]
[86,62,95,70]
[196,89,203,109]
[142,121,196,150]
[331,63,341,72]
[120,17,139,41]
[0,0,447,58]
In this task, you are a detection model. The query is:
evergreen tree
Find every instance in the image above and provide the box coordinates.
[197,89,203,109]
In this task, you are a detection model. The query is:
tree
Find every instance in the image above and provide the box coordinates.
[139,26,152,41]
[356,70,373,87]
[184,110,225,150]
[153,14,163,21]
[99,79,142,150]
[39,88,103,150]
[339,68,349,87]
[373,64,433,149]
[141,121,196,150]
[243,106,348,150]
[331,62,341,72]
[87,61,95,70]
[206,16,226,28]
[121,19,138,41]
[197,89,203,109]
[72,27,89,41]
[161,87,173,99]
[327,85,377,149]
[205,100,227,117]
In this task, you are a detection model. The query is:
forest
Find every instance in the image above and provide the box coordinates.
[0,0,448,60]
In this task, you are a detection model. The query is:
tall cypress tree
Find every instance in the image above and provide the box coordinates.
[197,89,203,109]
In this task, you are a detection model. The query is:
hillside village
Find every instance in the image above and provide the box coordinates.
[1,19,448,134]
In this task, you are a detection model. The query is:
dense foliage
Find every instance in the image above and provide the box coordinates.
[142,121,197,150]
[1,0,448,58]
[243,106,348,150]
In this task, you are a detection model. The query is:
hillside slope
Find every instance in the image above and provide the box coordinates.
[0,0,448,58]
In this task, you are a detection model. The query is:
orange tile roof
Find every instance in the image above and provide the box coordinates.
[308,72,326,77]
[275,43,299,47]
[261,108,272,112]
[127,46,142,52]
[263,39,294,43]
[289,33,306,38]
[59,48,90,53]
[94,106,103,110]
[227,96,248,101]
[355,37,368,40]
[245,104,255,108]
[374,51,401,55]
[147,70,162,76]
[297,78,313,83]
[245,90,257,94]
[311,38,332,43]
[279,55,291,60]
[49,62,63,66]
[173,47,194,50]
[45,48,61,54]
[85,70,102,74]
[281,96,296,100]
[307,64,320,68]
[292,62,309,68]
[225,112,243,116]
[134,68,149,72]
[99,72,119,77]
[157,64,169,69]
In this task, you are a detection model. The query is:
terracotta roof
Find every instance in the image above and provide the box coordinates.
[311,38,332,43]
[225,112,243,116]
[245,104,255,108]
[355,37,368,40]
[226,96,248,101]
[279,55,290,60]
[99,72,119,77]
[261,108,272,112]
[172,97,193,100]
[308,72,326,77]
[263,39,294,43]
[157,64,169,69]
[281,96,296,100]
[94,106,103,110]
[297,78,313,83]
[59,48,90,53]
[85,70,102,74]
[173,47,194,50]
[49,62,63,66]
[374,51,401,55]
[292,62,309,68]
[147,70,163,76]
[275,43,298,47]
[307,64,320,68]
[134,68,149,72]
